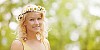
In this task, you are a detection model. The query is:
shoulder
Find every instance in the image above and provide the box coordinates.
[10,39,23,50]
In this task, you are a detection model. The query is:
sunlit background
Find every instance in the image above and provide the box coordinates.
[0,0,100,50]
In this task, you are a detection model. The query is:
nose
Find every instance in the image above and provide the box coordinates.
[34,19,39,24]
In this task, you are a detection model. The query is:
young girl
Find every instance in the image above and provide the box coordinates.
[11,4,50,50]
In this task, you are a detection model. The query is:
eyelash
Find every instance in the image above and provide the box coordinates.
[37,18,42,20]
[30,19,34,21]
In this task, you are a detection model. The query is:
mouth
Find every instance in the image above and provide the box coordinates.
[32,26,40,29]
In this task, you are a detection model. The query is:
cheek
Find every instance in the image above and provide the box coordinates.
[29,22,33,25]
[25,21,33,28]
[39,22,44,31]
[39,21,43,26]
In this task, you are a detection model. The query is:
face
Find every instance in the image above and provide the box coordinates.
[24,12,43,33]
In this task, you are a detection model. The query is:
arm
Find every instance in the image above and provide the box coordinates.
[10,40,23,50]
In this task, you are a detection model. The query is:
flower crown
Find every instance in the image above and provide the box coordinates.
[17,4,46,21]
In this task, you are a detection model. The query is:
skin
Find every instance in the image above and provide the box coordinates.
[24,12,43,34]
[11,12,50,50]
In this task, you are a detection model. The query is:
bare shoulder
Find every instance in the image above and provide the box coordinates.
[10,39,23,50]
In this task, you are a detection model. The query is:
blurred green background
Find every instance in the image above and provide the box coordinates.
[0,0,100,50]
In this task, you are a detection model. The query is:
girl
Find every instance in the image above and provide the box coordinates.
[11,4,50,50]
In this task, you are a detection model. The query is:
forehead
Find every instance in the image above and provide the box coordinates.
[25,12,42,18]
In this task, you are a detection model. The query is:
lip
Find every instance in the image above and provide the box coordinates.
[32,26,40,29]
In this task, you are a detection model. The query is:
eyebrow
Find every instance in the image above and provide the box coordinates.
[28,16,42,18]
[28,17,34,18]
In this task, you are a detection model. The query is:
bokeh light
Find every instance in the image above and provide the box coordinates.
[1,0,100,50]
